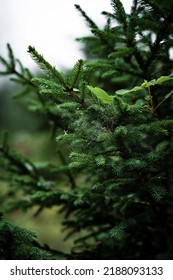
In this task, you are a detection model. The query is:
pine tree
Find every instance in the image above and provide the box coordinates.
[0,0,173,259]
[0,211,52,260]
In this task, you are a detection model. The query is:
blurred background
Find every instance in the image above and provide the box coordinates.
[0,0,132,253]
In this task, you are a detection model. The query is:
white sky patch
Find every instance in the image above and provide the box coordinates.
[169,48,173,60]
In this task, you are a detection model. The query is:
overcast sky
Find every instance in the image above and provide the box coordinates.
[0,0,132,70]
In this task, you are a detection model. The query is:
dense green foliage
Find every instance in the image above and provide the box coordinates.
[0,0,173,259]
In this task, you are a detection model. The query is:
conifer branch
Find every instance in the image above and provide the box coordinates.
[111,0,127,30]
[140,0,166,17]
[28,46,67,88]
[69,59,84,89]
[131,0,138,14]
[58,150,77,189]
[7,43,15,69]
[0,44,34,86]
[144,12,173,70]
[0,145,39,182]
[74,5,98,30]
[91,29,116,53]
